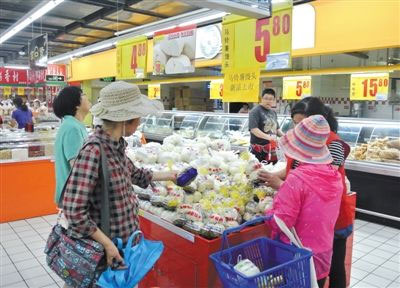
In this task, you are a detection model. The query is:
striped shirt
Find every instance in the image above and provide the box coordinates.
[292,140,345,169]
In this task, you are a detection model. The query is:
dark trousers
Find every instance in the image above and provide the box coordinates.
[329,237,347,288]
[318,278,327,288]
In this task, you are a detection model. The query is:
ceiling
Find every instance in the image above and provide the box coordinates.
[0,0,198,64]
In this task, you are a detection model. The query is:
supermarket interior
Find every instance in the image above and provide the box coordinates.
[0,0,399,288]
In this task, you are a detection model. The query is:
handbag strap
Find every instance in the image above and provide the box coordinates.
[58,140,111,236]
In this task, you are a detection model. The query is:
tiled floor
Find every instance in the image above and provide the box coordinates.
[0,215,399,288]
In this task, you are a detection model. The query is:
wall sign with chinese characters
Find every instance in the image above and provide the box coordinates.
[0,68,28,85]
[350,73,389,101]
[148,84,161,100]
[223,67,260,102]
[29,34,48,69]
[222,0,292,72]
[283,76,312,100]
[116,36,148,79]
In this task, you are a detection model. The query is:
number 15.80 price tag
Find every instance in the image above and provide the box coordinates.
[350,73,389,101]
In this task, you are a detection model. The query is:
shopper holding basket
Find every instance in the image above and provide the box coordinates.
[262,115,343,288]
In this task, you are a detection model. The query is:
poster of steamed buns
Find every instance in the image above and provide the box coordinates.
[153,25,196,75]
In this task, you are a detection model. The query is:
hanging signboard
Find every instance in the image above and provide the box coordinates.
[3,87,12,96]
[28,34,48,69]
[223,67,260,103]
[153,25,197,75]
[350,73,389,101]
[17,87,25,95]
[0,68,28,85]
[283,76,312,100]
[148,84,161,100]
[210,79,224,100]
[116,36,148,80]
[222,0,292,72]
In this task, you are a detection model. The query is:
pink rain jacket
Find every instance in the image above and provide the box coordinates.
[266,163,343,279]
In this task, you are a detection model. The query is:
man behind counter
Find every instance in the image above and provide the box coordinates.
[249,88,282,163]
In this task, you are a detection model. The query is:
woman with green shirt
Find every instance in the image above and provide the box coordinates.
[53,86,91,204]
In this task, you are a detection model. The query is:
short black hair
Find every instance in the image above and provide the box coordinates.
[13,96,28,111]
[291,96,338,133]
[53,86,82,119]
[262,88,276,98]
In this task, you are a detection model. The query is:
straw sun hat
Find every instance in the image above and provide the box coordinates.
[90,81,163,122]
[278,114,333,164]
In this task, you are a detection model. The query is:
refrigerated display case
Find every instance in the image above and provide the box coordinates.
[141,110,399,227]
[0,129,59,222]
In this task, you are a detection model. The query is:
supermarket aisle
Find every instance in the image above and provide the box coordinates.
[0,215,399,288]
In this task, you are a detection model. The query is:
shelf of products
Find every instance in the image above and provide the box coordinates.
[141,111,400,178]
[0,129,58,163]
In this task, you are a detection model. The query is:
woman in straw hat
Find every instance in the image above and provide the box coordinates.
[61,81,176,286]
[262,115,343,288]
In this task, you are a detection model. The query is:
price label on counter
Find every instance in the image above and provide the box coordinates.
[222,0,292,71]
[148,84,161,100]
[350,73,389,101]
[116,36,147,79]
[210,79,224,100]
[283,76,312,100]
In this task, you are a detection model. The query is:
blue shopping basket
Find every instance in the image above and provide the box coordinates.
[209,216,313,288]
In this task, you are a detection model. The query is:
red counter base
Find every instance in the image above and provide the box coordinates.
[0,160,58,223]
[139,216,270,288]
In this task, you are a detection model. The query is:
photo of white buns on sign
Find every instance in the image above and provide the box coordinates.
[153,25,197,75]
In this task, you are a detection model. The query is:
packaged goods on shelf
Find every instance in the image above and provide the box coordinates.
[44,144,54,156]
[350,137,400,163]
[0,149,12,160]
[11,148,28,160]
[128,134,285,239]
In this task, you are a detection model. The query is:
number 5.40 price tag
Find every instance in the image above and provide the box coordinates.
[283,76,312,100]
[350,73,389,101]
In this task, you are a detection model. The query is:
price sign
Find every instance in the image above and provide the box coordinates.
[210,79,224,100]
[222,0,292,71]
[283,76,312,100]
[350,73,389,101]
[223,67,260,103]
[116,36,147,79]
[148,84,161,100]
[3,87,11,96]
[17,87,25,95]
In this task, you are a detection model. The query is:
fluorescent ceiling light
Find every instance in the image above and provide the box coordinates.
[4,65,30,70]
[0,0,65,44]
[73,42,114,57]
[178,12,227,27]
[145,25,177,37]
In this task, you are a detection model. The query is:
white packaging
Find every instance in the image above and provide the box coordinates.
[234,258,260,277]
[12,148,28,160]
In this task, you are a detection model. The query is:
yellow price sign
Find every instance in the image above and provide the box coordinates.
[222,1,292,71]
[148,84,161,100]
[17,87,25,95]
[210,79,224,100]
[116,36,147,79]
[223,67,260,103]
[3,86,11,96]
[350,73,389,101]
[283,76,312,100]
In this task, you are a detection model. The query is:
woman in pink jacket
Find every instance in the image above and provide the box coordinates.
[263,115,343,288]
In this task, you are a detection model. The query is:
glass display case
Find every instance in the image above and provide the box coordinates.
[141,110,399,176]
[142,112,174,140]
[174,112,203,139]
[196,114,249,145]
[0,129,58,162]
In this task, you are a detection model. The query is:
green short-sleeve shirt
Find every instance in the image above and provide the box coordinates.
[54,115,88,204]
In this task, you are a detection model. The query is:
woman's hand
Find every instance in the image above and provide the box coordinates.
[152,171,178,183]
[258,170,283,190]
[104,241,125,268]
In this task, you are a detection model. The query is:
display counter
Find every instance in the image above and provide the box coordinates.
[0,129,58,222]
[141,110,399,227]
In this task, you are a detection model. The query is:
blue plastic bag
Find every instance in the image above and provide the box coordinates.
[97,231,164,288]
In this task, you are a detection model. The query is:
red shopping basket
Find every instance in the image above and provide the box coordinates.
[209,217,312,288]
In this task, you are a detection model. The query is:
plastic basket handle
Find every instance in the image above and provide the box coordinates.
[221,216,271,252]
